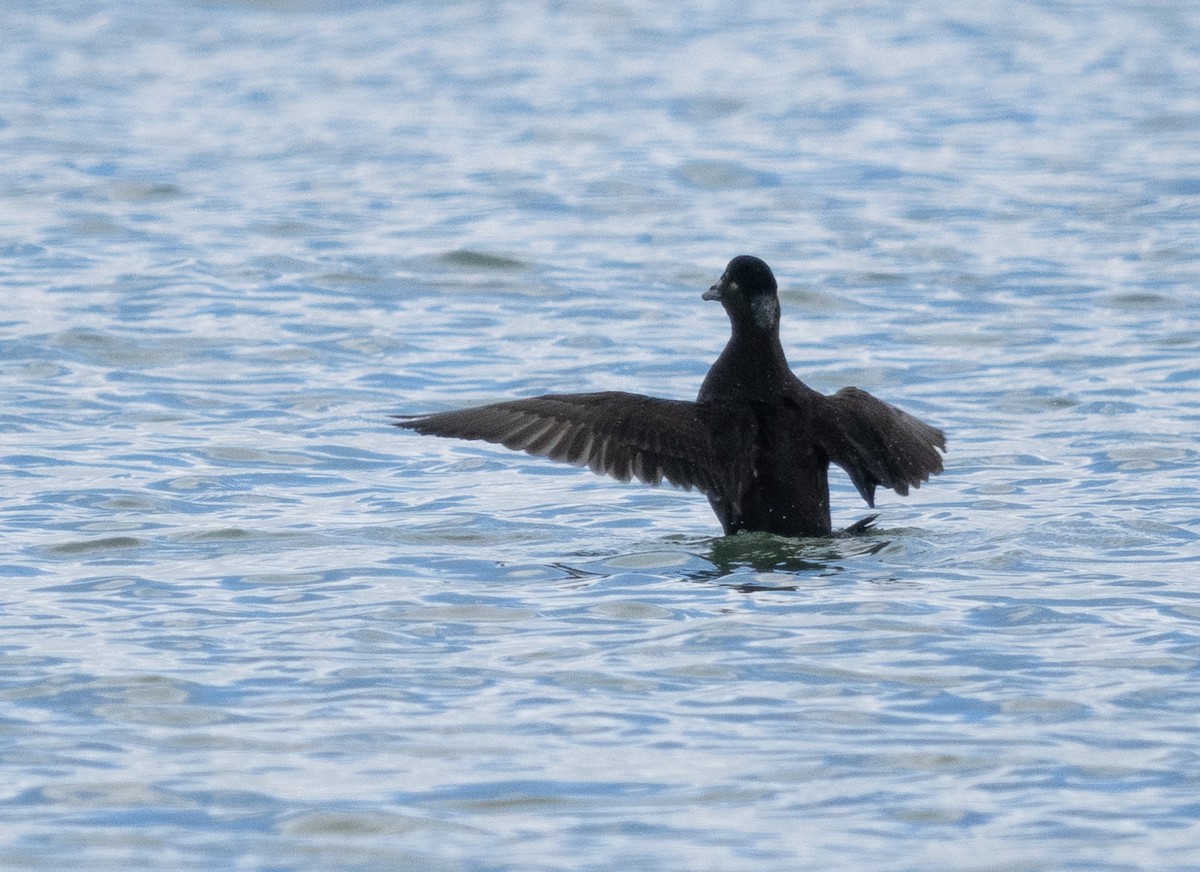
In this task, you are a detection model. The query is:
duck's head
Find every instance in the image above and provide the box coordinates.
[703,255,780,332]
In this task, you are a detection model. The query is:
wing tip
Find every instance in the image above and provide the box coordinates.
[391,414,429,431]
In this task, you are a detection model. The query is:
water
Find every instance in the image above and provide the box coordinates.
[3,1,1200,869]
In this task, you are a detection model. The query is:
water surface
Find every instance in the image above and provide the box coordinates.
[3,1,1200,869]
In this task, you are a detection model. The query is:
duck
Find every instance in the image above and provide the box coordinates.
[394,255,945,537]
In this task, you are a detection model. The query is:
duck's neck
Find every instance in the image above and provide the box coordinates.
[698,326,791,404]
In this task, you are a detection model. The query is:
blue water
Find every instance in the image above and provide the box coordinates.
[4,1,1200,869]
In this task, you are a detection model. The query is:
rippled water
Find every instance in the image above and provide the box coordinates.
[4,1,1200,869]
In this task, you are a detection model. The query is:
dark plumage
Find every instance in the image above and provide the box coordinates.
[394,255,946,537]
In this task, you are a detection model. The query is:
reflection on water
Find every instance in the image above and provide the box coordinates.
[697,527,889,584]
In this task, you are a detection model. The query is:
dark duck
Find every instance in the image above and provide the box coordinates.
[394,255,946,537]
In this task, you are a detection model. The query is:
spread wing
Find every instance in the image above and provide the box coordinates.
[819,386,946,507]
[393,391,730,495]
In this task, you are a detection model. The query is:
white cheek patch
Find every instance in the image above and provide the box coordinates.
[752,296,778,330]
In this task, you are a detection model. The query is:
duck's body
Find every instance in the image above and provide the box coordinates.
[394,256,945,537]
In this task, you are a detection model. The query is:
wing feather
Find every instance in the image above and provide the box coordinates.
[819,386,946,507]
[394,391,728,495]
